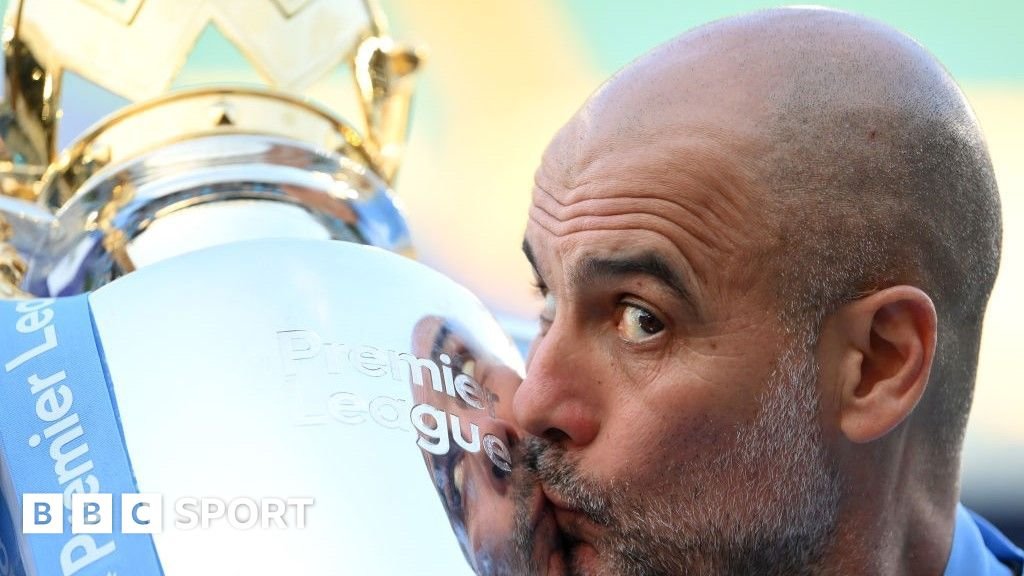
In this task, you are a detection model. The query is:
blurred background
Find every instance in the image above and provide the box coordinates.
[4,0,1020,545]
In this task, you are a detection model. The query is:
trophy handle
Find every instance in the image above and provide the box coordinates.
[354,0,423,185]
[1,0,62,170]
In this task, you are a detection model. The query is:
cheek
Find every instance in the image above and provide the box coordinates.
[595,359,767,479]
[591,393,748,483]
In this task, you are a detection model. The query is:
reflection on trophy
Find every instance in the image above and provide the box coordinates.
[410,316,562,575]
[0,2,544,575]
[0,0,420,298]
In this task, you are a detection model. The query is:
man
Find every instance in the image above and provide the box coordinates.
[512,6,1023,576]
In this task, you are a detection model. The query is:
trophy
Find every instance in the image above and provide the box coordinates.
[0,2,552,574]
[0,0,419,298]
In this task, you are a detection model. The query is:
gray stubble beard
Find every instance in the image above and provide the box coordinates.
[512,342,842,576]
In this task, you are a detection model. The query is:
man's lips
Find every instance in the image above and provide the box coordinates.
[540,485,605,576]
[520,482,566,575]
[540,483,571,511]
[541,484,604,544]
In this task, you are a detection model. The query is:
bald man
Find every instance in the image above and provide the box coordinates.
[512,7,1023,576]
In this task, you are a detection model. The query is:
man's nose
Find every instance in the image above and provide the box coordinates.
[512,323,600,447]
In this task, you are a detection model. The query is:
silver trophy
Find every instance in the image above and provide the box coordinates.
[0,1,546,574]
[0,0,419,298]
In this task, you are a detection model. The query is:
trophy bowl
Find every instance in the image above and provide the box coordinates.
[1,239,548,575]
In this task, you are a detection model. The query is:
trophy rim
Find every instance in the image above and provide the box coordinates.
[37,86,377,211]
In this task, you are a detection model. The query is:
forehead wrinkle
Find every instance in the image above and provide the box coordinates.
[537,136,764,235]
[533,164,759,275]
[533,182,737,258]
[527,200,716,297]
[527,208,704,281]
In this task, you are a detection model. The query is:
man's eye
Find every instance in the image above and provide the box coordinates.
[618,304,665,343]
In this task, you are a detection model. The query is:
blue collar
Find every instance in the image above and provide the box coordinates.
[944,504,1024,576]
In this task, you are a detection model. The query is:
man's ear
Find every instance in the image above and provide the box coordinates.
[820,286,937,444]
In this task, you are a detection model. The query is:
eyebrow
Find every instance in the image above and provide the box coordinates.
[522,238,697,310]
[576,252,696,309]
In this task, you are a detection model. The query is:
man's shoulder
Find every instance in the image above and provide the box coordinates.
[945,504,1024,576]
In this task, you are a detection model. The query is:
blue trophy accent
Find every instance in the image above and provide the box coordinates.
[0,296,163,576]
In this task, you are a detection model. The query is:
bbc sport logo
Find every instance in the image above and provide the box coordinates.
[22,494,315,533]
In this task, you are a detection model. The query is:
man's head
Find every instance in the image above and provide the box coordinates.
[514,7,1000,575]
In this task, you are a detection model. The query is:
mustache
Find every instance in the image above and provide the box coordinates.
[524,436,614,527]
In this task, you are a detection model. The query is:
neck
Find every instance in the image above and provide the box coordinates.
[819,430,960,576]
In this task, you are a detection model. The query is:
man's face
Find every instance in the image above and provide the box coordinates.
[513,114,842,575]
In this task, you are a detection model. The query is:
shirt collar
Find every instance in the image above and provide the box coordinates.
[944,503,1023,576]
